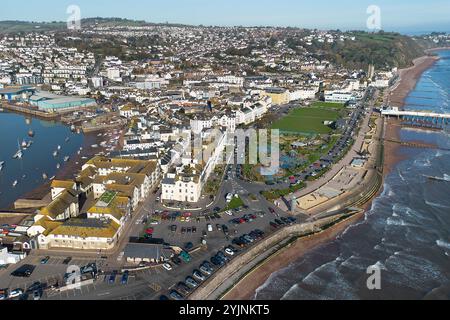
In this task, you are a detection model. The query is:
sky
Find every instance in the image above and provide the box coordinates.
[0,0,449,34]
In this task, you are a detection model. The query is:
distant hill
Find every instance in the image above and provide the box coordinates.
[307,31,428,70]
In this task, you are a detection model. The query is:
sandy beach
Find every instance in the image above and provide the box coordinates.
[388,55,439,107]
[223,54,437,301]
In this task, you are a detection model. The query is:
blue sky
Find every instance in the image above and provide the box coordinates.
[1,0,449,33]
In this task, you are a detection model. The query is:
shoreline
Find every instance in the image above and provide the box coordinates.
[222,54,438,300]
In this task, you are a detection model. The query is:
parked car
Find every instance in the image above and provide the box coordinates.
[193,270,206,282]
[170,225,177,233]
[8,289,23,299]
[40,256,50,264]
[121,271,129,284]
[62,257,72,265]
[32,290,41,301]
[192,227,197,233]
[162,263,173,271]
[243,235,254,243]
[176,282,191,296]
[200,265,212,276]
[180,251,191,263]
[270,222,279,229]
[171,255,182,265]
[108,271,117,284]
[225,248,235,256]
[185,276,199,288]
[169,290,184,300]
[185,242,194,251]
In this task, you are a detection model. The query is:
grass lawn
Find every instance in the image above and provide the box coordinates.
[272,107,339,134]
[310,101,346,110]
[225,197,245,211]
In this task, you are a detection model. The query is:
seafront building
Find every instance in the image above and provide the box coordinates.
[27,157,160,251]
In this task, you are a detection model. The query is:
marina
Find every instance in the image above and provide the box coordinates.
[0,111,84,209]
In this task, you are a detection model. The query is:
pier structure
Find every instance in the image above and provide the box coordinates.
[382,106,450,130]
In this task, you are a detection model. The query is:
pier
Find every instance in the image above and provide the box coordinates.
[382,106,450,130]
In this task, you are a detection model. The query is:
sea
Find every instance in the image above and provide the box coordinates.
[254,49,450,300]
[0,112,84,209]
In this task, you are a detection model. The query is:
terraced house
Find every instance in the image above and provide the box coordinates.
[26,157,160,251]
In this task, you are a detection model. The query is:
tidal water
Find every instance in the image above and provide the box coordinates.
[254,50,450,300]
[0,112,84,209]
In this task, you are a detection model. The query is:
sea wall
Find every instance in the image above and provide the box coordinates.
[189,212,357,300]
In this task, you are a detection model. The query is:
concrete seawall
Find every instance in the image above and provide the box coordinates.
[188,212,357,300]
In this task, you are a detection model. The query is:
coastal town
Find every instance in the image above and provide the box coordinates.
[0,19,449,302]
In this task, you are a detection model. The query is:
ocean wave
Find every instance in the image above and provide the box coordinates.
[425,200,450,209]
[436,240,450,250]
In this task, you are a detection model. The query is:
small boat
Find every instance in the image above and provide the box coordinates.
[53,150,58,157]
[42,173,48,180]
[57,145,61,150]
[56,163,61,169]
[65,137,70,142]
[12,180,18,187]
[70,125,76,132]
[26,141,33,148]
[77,150,81,155]
[64,156,70,162]
[28,130,35,137]
[91,144,98,148]
[423,175,450,182]
[0,161,4,166]
[21,140,27,148]
[13,141,23,159]
[49,176,55,180]
[0,164,3,172]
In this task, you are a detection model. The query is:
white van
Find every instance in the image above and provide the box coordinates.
[207,224,213,232]
[226,193,233,203]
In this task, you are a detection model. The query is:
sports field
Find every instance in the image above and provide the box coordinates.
[272,107,340,134]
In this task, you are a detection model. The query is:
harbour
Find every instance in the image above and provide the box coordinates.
[0,111,84,209]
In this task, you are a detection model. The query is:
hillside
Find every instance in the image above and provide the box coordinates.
[308,31,426,70]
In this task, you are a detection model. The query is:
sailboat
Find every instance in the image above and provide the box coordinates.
[13,141,23,159]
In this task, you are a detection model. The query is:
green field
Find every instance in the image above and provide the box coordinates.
[310,101,346,110]
[272,107,339,134]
